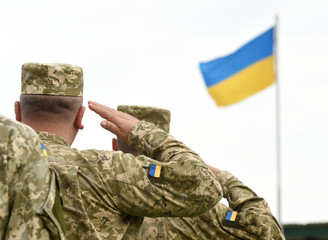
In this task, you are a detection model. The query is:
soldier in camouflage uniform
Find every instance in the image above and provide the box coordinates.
[14,62,223,239]
[0,115,65,240]
[115,106,285,240]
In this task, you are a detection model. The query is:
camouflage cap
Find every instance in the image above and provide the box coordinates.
[117,105,171,132]
[21,63,83,96]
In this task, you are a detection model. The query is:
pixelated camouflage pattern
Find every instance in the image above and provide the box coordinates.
[0,115,65,240]
[118,105,171,133]
[141,170,285,240]
[39,120,222,239]
[21,63,83,96]
[140,217,164,240]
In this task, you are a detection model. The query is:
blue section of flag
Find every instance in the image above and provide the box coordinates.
[41,143,46,150]
[225,211,233,221]
[200,27,274,87]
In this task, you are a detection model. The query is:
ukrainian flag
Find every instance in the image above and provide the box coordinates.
[225,210,237,221]
[149,164,162,178]
[200,27,275,106]
[41,143,48,157]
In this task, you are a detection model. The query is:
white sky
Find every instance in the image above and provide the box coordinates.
[1,0,328,225]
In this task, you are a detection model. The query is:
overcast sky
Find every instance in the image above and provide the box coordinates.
[1,0,328,225]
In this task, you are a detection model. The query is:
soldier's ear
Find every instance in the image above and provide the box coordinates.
[112,138,119,151]
[75,106,85,130]
[14,101,21,122]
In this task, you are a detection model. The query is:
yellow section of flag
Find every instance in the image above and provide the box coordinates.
[208,56,275,106]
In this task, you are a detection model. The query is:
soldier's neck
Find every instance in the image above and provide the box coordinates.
[22,119,77,147]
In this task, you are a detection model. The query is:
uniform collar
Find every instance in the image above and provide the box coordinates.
[37,131,69,147]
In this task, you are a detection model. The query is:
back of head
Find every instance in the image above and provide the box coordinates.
[117,105,171,155]
[20,63,84,123]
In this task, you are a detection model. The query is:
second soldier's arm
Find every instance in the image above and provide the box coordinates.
[216,170,285,239]
[88,101,223,218]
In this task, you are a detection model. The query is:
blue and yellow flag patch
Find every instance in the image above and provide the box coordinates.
[149,164,162,178]
[41,143,48,157]
[225,211,237,221]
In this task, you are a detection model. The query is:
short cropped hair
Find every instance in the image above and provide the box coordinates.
[20,94,83,120]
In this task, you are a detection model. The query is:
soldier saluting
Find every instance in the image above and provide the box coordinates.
[14,62,223,239]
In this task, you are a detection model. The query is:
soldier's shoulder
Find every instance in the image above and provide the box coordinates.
[79,148,118,161]
[0,115,39,143]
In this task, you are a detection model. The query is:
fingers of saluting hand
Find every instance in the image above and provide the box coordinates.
[88,100,139,142]
[88,100,138,122]
[88,101,116,120]
[100,119,121,137]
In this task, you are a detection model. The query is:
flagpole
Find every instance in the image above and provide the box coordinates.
[274,14,282,225]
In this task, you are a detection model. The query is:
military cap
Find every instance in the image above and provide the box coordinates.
[117,105,171,132]
[21,63,83,96]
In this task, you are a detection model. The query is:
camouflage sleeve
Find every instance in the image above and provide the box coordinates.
[216,170,285,239]
[0,116,65,240]
[140,170,286,239]
[110,121,223,217]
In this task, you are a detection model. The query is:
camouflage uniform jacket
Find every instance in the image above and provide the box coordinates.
[38,121,223,240]
[141,170,285,240]
[0,115,65,240]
